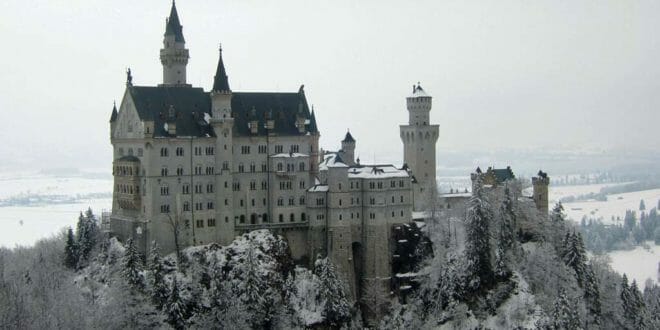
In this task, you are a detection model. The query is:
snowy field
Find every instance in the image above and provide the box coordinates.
[608,243,660,289]
[548,182,632,204]
[562,189,660,224]
[0,171,112,248]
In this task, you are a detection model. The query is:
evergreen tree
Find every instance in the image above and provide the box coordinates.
[550,203,567,249]
[314,257,351,328]
[551,288,582,330]
[165,278,186,330]
[75,209,98,263]
[640,199,646,212]
[121,238,144,290]
[464,176,494,291]
[629,280,647,329]
[583,265,602,328]
[241,238,270,328]
[63,227,78,269]
[147,241,168,309]
[563,232,587,288]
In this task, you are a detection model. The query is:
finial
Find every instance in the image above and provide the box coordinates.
[219,43,222,52]
[126,68,133,86]
[412,84,415,93]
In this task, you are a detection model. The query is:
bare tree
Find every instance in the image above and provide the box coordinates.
[361,277,390,326]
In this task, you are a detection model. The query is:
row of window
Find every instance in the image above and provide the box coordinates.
[236,212,307,224]
[195,218,216,228]
[117,184,139,195]
[115,165,136,176]
[118,148,143,157]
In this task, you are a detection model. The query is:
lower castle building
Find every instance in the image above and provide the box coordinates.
[109,2,438,299]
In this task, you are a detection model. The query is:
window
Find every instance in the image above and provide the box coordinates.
[233,182,240,191]
[194,147,202,155]
[195,184,202,194]
[277,198,284,206]
[206,183,214,193]
[338,183,342,190]
[138,148,143,157]
[399,180,404,188]
[291,145,299,153]
[370,198,375,205]
[369,182,375,189]
[222,162,229,170]
[160,186,169,196]
[205,147,214,155]
[378,182,383,189]
[194,166,202,175]
[339,214,343,220]
[261,163,267,172]
[196,219,204,228]
[128,148,134,156]
[238,163,244,173]
[391,181,396,188]
[239,199,244,207]
[400,196,404,203]
[249,163,256,172]
[176,167,183,176]
[241,146,251,154]
[339,199,342,206]
[316,198,325,206]
[207,202,214,210]
[251,199,255,207]
[258,145,267,154]
[160,204,170,213]
[275,145,283,153]
[195,202,203,211]
[277,163,283,171]
[207,218,216,227]
[262,181,268,190]
[288,197,295,206]
[160,148,168,157]
[301,213,306,221]
[299,181,306,189]
[279,214,284,222]
[161,167,168,176]
[299,196,305,205]
[206,166,214,175]
[224,199,228,206]
[183,202,190,211]
[290,213,295,222]
[240,215,245,224]
[250,181,256,190]
[176,147,184,156]
[392,196,395,203]
[182,185,190,194]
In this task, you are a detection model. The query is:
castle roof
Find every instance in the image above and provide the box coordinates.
[342,131,355,143]
[164,1,185,43]
[109,103,118,123]
[126,85,317,138]
[347,164,409,179]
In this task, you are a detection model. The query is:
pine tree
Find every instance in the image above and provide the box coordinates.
[165,278,186,330]
[551,288,582,330]
[64,227,78,269]
[563,232,587,288]
[583,265,602,328]
[640,199,646,212]
[147,241,168,309]
[550,203,567,250]
[241,238,269,328]
[629,280,647,329]
[464,176,494,291]
[314,257,351,328]
[121,238,144,290]
[621,274,636,329]
[75,209,98,263]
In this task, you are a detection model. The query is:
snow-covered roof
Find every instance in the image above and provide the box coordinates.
[318,152,347,170]
[440,192,472,198]
[412,211,430,220]
[307,185,329,192]
[271,152,309,158]
[347,165,409,179]
[408,84,430,98]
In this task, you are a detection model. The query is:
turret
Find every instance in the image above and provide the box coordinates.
[340,131,356,166]
[406,83,432,126]
[210,45,232,120]
[109,102,118,138]
[160,1,190,86]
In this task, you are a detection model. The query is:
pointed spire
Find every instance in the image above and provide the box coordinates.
[342,130,355,143]
[110,101,118,123]
[164,0,185,43]
[212,45,231,92]
[308,109,318,133]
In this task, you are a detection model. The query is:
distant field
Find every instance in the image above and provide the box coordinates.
[562,188,660,224]
[608,243,660,289]
[548,182,633,204]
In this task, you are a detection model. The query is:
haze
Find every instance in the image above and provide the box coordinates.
[1,0,659,171]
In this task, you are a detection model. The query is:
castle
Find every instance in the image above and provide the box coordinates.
[108,2,440,298]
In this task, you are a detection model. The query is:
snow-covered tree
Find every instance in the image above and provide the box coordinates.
[640,199,646,211]
[76,208,98,263]
[550,202,567,250]
[361,277,390,326]
[314,256,351,328]
[494,188,515,280]
[165,277,187,330]
[121,238,144,290]
[63,227,78,269]
[464,176,494,292]
[550,288,582,330]
[147,241,168,309]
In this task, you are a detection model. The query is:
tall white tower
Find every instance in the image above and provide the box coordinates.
[400,83,439,211]
[160,1,190,86]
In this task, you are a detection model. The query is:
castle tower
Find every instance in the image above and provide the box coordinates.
[209,46,235,244]
[340,131,356,166]
[400,83,439,211]
[160,1,190,86]
[532,170,550,216]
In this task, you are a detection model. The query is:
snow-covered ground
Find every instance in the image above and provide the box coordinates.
[608,242,660,289]
[562,189,660,224]
[548,182,632,204]
[0,171,112,248]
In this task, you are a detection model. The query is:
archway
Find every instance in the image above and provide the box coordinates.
[352,242,364,298]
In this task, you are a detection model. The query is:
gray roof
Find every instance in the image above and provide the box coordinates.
[164,1,185,43]
[125,85,318,138]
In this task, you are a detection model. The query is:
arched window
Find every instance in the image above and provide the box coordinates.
[290,213,295,222]
[279,214,283,222]
[263,213,269,223]
[250,214,257,224]
[301,213,306,221]
[277,163,283,171]
[239,215,245,224]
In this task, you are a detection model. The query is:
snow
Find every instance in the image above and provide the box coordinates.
[563,188,660,224]
[347,165,408,179]
[307,185,329,192]
[608,242,660,289]
[440,192,471,198]
[203,112,211,124]
[271,152,309,158]
[547,182,633,203]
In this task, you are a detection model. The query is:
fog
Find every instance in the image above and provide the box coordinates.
[1,0,659,172]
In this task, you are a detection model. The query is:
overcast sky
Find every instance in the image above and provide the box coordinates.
[1,0,659,171]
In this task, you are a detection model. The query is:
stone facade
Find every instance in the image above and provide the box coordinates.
[108,2,428,302]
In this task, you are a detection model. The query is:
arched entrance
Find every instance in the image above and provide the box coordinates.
[352,242,364,298]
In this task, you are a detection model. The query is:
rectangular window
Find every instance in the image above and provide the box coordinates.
[275,145,283,153]
[207,218,216,227]
[196,219,204,228]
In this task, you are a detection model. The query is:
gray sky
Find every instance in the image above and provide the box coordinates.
[1,0,659,171]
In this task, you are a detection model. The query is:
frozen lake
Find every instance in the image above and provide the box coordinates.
[0,171,112,248]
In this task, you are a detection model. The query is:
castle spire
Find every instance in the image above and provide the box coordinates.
[164,0,185,43]
[212,45,231,92]
[308,109,318,133]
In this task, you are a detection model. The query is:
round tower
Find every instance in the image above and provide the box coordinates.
[160,1,190,86]
[340,130,356,166]
[400,83,439,211]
